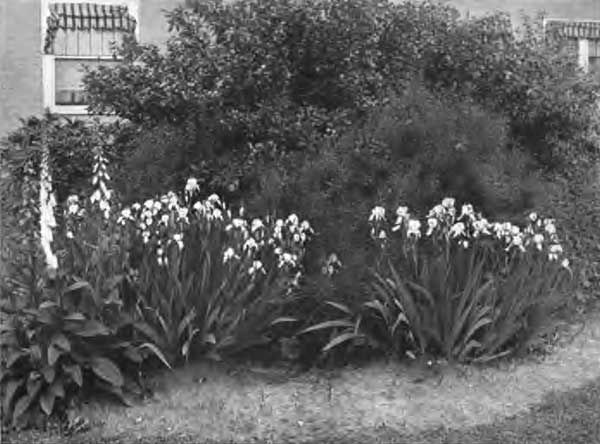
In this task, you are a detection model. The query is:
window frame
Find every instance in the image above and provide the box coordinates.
[542,18,600,74]
[41,0,139,115]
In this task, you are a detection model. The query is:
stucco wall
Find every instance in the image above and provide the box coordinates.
[0,0,183,137]
[1,0,44,138]
[140,0,182,47]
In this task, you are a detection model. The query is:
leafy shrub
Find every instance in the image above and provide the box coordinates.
[2,114,136,206]
[244,85,540,323]
[0,301,142,429]
[82,0,599,183]
[418,12,600,167]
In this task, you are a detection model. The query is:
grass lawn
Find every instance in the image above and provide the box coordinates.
[5,305,600,444]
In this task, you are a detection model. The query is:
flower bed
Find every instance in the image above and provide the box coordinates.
[0,145,573,431]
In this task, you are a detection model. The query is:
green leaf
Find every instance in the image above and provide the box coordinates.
[364,300,389,324]
[39,388,56,416]
[133,322,166,349]
[65,281,92,293]
[181,328,200,359]
[39,301,58,310]
[50,333,71,351]
[94,379,131,406]
[176,308,197,340]
[3,377,25,412]
[324,301,353,315]
[322,332,364,352]
[63,312,86,322]
[123,346,143,363]
[26,377,42,398]
[71,320,110,337]
[49,378,65,398]
[204,333,216,345]
[139,343,172,369]
[63,364,83,387]
[48,345,64,366]
[298,319,354,335]
[269,317,298,326]
[41,366,56,383]
[12,393,34,427]
[6,351,28,368]
[90,357,124,387]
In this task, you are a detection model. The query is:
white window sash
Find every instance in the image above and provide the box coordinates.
[579,39,590,73]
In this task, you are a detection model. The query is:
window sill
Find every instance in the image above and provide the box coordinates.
[49,105,90,115]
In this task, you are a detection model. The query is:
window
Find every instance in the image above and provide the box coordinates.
[589,40,600,80]
[41,1,139,114]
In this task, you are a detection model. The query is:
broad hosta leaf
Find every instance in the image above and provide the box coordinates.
[38,301,58,310]
[12,393,34,427]
[6,351,28,368]
[49,378,65,398]
[39,388,56,416]
[50,332,71,351]
[48,346,62,366]
[90,357,124,387]
[63,312,86,322]
[94,379,132,406]
[65,281,92,293]
[26,377,42,398]
[3,377,25,412]
[63,364,83,387]
[122,346,143,363]
[41,366,56,383]
[71,320,110,337]
[29,345,43,362]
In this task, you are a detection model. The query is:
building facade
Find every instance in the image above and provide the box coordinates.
[1,0,182,136]
[1,0,600,137]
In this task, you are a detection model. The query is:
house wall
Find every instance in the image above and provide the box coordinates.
[1,0,44,138]
[0,0,182,137]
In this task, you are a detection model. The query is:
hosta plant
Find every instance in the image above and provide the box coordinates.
[0,301,143,429]
[366,198,572,363]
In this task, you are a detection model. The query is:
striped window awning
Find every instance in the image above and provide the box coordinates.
[545,20,600,41]
[44,3,137,54]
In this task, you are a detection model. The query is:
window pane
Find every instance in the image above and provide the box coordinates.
[590,40,600,58]
[55,58,120,106]
[589,56,600,81]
